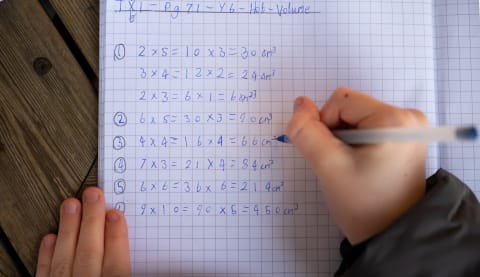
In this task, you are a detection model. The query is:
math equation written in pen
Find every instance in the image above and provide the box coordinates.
[105,0,319,226]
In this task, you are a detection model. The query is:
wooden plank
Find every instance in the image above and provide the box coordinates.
[84,159,98,187]
[75,159,98,199]
[0,235,27,277]
[49,0,99,75]
[0,1,97,274]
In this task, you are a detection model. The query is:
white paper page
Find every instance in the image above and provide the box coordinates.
[99,1,436,275]
[434,0,480,196]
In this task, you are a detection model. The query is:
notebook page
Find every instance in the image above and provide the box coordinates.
[434,0,480,196]
[99,1,436,275]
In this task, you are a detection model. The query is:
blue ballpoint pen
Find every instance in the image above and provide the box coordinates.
[275,125,478,145]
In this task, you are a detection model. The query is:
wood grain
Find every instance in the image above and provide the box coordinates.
[75,159,98,199]
[0,235,25,277]
[0,0,97,274]
[50,0,99,75]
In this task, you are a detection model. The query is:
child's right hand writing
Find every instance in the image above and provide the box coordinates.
[286,87,429,244]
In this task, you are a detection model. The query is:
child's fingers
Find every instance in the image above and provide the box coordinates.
[73,187,106,276]
[36,234,56,277]
[102,209,131,277]
[320,87,428,129]
[320,87,386,128]
[286,96,351,178]
[50,198,82,276]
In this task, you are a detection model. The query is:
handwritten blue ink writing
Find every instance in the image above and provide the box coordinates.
[138,67,276,81]
[137,135,274,148]
[137,180,284,193]
[137,158,275,171]
[137,202,300,216]
[138,112,272,125]
[114,1,315,23]
[136,45,277,59]
[137,89,257,103]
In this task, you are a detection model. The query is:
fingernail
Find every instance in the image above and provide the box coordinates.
[83,189,99,203]
[106,211,120,222]
[43,235,55,248]
[294,97,304,112]
[63,201,78,214]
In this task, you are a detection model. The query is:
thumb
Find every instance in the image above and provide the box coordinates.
[286,96,350,177]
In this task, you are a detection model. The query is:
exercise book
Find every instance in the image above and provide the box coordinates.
[99,0,480,275]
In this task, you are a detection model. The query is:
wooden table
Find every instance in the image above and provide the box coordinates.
[0,1,99,275]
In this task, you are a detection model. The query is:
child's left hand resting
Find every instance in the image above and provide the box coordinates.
[36,187,131,277]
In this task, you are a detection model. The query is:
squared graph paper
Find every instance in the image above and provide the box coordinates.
[434,0,480,196]
[99,0,479,275]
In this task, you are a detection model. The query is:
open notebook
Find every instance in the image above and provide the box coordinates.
[99,0,479,275]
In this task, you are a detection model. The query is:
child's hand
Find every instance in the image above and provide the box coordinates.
[286,87,428,244]
[36,187,131,276]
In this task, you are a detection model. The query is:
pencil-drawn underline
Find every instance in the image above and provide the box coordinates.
[114,9,320,15]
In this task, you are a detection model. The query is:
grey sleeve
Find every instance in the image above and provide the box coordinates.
[338,169,480,277]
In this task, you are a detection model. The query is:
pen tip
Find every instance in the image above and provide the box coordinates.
[275,134,290,143]
[456,126,478,140]
[469,127,478,140]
